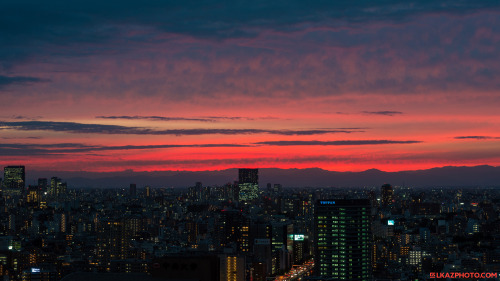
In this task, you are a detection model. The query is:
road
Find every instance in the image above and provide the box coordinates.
[273,259,314,281]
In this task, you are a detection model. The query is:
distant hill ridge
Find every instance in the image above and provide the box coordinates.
[25,165,500,188]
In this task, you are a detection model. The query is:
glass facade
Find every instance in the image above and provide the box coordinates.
[238,169,258,201]
[314,199,371,280]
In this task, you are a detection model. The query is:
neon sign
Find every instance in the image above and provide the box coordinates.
[320,201,336,205]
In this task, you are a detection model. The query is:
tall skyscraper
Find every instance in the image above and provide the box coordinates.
[238,168,258,201]
[130,183,137,197]
[381,183,393,207]
[26,185,41,207]
[97,220,130,268]
[38,178,48,192]
[314,199,371,280]
[3,166,25,196]
[50,177,67,196]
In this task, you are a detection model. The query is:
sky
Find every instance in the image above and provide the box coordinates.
[1,0,500,173]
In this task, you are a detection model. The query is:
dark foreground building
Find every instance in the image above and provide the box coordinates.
[314,199,371,280]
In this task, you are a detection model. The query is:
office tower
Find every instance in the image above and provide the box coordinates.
[238,168,258,201]
[253,239,272,276]
[57,182,67,196]
[38,178,48,192]
[218,209,243,248]
[273,184,282,193]
[230,181,239,202]
[3,166,25,195]
[50,177,60,196]
[217,209,251,253]
[26,185,41,207]
[188,182,202,201]
[270,222,290,273]
[381,183,393,207]
[220,255,246,281]
[291,234,309,264]
[314,199,371,280]
[130,183,137,197]
[97,220,130,268]
[186,221,199,245]
[237,221,251,253]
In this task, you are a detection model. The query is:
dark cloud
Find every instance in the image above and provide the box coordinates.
[95,115,276,122]
[0,138,423,157]
[0,143,93,156]
[7,115,43,120]
[1,136,41,140]
[0,75,49,89]
[1,1,499,102]
[362,111,403,116]
[201,116,252,121]
[1,1,499,66]
[96,115,216,122]
[0,121,360,136]
[255,140,421,146]
[454,136,500,140]
[0,142,250,156]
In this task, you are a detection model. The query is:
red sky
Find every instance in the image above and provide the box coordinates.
[1,2,500,173]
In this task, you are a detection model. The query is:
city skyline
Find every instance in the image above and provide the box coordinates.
[0,165,497,280]
[2,1,500,173]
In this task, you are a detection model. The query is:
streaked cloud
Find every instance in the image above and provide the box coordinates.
[0,142,250,156]
[454,136,500,140]
[362,111,403,116]
[0,121,361,136]
[0,75,49,88]
[0,139,422,156]
[200,116,253,121]
[1,136,41,140]
[96,115,216,122]
[95,115,279,122]
[254,140,422,146]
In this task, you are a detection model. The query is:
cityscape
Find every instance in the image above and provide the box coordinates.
[2,1,500,280]
[1,166,499,280]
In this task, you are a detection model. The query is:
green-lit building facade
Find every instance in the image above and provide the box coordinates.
[314,199,371,280]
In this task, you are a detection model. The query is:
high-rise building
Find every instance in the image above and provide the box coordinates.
[230,181,239,202]
[291,234,309,264]
[218,209,240,248]
[26,185,41,207]
[130,183,137,197]
[3,166,25,189]
[3,166,25,196]
[254,237,273,277]
[314,199,371,280]
[238,168,258,202]
[50,177,59,196]
[97,220,130,268]
[38,178,48,192]
[220,254,245,281]
[381,184,393,207]
[50,177,66,196]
